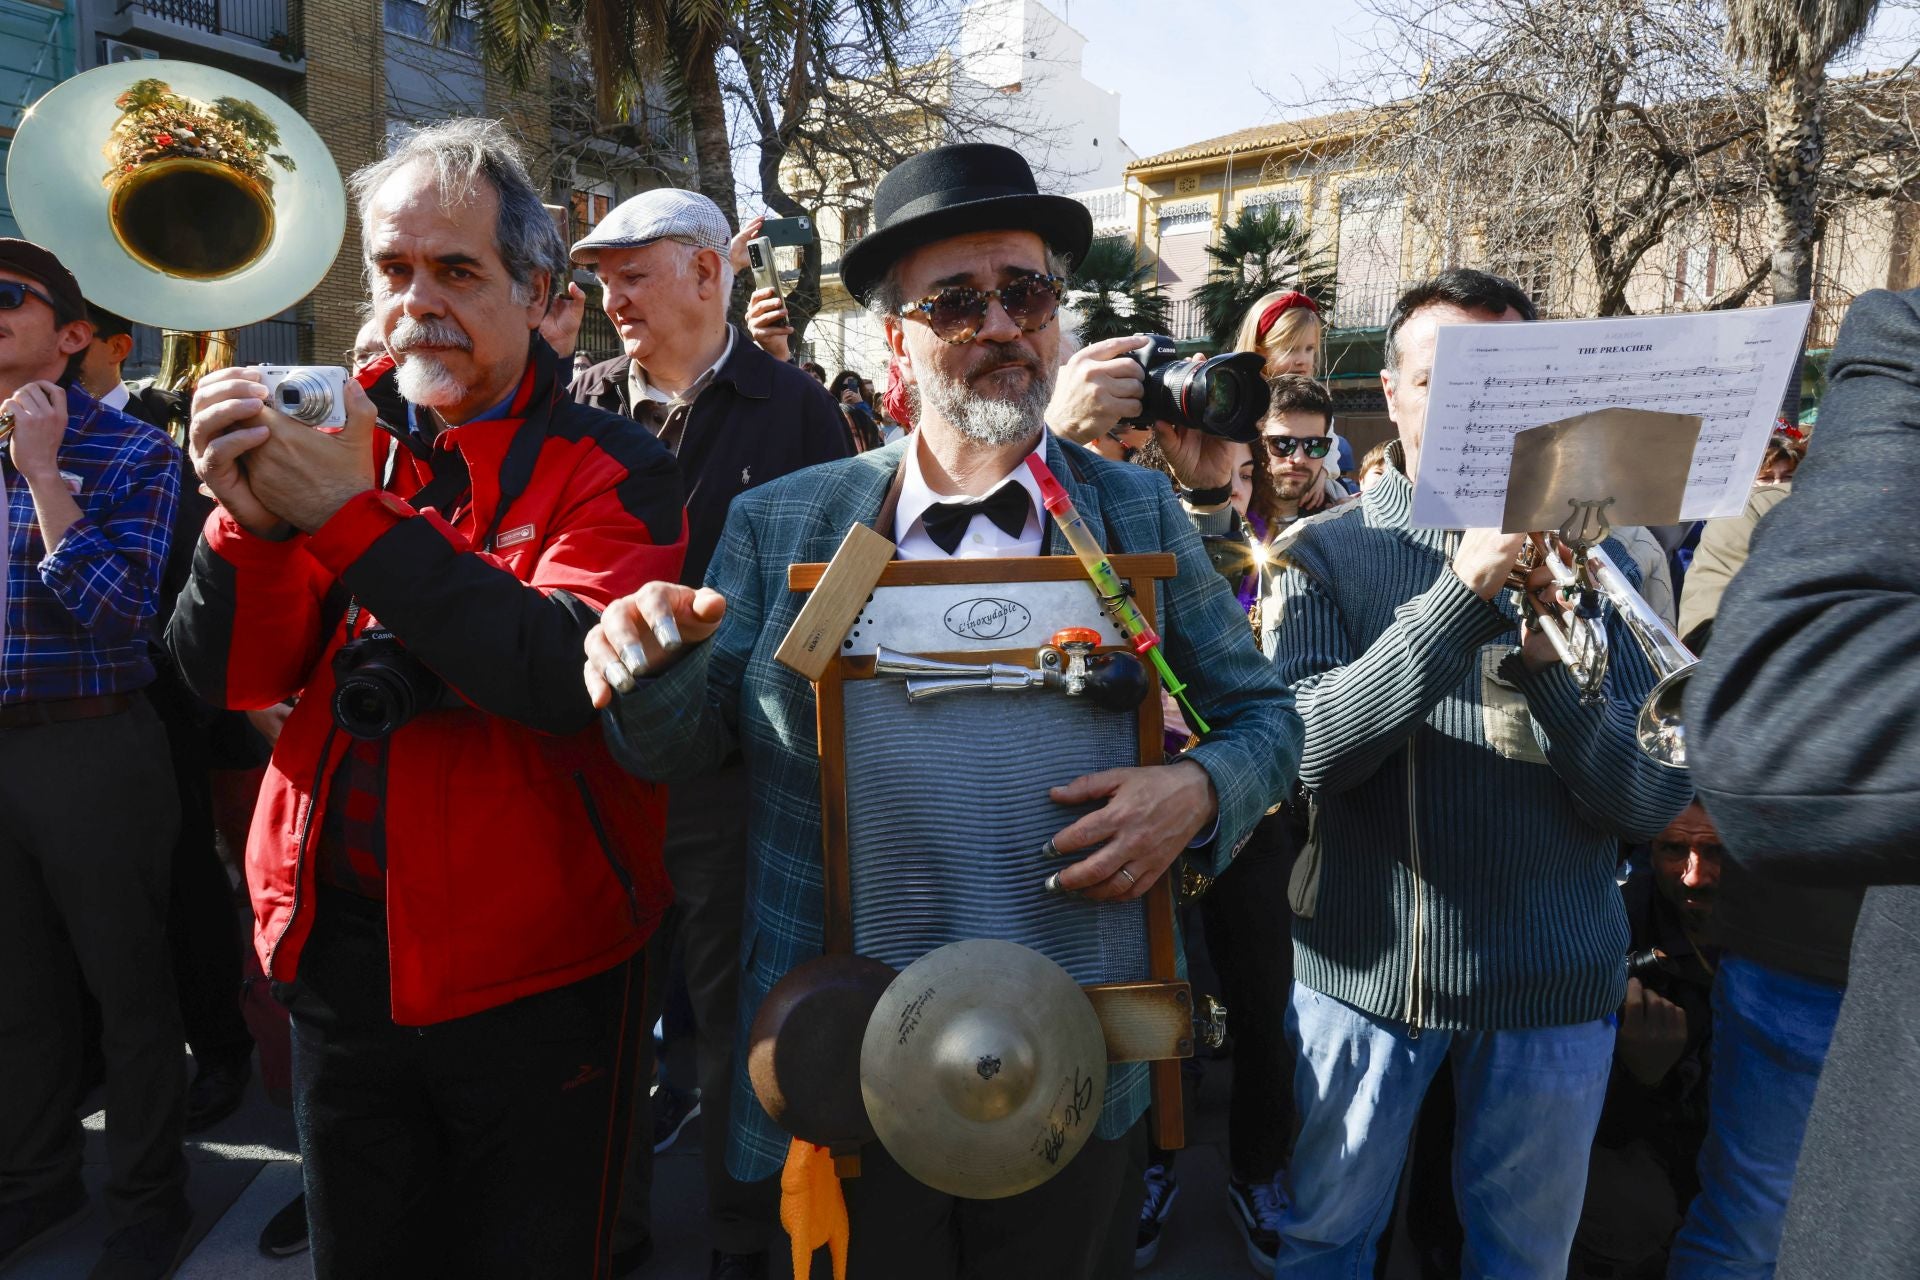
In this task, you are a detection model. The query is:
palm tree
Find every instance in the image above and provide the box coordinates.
[1068,236,1172,343]
[439,0,738,226]
[1723,0,1882,412]
[1191,204,1336,350]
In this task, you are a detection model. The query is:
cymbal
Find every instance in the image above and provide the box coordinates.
[748,953,897,1148]
[860,939,1107,1200]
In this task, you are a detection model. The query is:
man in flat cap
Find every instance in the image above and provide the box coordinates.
[584,143,1300,1275]
[0,239,189,1280]
[571,186,850,1278]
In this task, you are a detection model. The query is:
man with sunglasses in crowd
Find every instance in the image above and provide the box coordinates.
[581,142,1299,1276]
[0,240,190,1280]
[1255,374,1342,537]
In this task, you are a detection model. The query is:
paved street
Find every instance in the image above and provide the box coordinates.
[5,1049,1308,1280]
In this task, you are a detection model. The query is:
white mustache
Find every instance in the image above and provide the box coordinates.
[389,317,472,353]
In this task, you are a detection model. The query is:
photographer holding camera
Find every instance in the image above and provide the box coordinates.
[167,120,686,1278]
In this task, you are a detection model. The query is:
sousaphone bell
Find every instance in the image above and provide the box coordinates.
[5,60,346,434]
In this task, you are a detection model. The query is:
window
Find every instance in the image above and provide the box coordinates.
[383,0,477,55]
[842,203,871,242]
[1333,181,1404,329]
[570,182,615,239]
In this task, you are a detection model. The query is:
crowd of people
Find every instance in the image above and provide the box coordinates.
[0,116,1912,1280]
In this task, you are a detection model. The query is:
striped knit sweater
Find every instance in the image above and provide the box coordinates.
[1262,456,1694,1030]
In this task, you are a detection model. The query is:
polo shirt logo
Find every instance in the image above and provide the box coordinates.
[496,523,536,549]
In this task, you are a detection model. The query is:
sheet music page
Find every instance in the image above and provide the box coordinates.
[1410,303,1813,529]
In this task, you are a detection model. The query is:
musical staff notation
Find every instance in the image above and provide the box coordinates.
[1408,304,1817,529]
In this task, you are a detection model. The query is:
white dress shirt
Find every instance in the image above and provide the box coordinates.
[893,434,1045,559]
[100,382,132,412]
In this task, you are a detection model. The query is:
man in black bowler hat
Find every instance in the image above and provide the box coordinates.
[586,142,1300,1277]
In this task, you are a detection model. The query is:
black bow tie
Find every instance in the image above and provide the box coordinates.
[920,484,1032,554]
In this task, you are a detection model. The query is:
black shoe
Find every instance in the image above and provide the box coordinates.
[710,1249,768,1280]
[611,1233,652,1277]
[651,1083,702,1153]
[184,1053,252,1133]
[0,1180,88,1269]
[87,1203,192,1280]
[1135,1161,1178,1269]
[1226,1176,1285,1276]
[257,1193,308,1258]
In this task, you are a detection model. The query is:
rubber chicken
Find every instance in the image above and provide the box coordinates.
[780,1138,848,1280]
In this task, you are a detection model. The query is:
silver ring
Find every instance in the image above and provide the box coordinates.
[603,660,635,695]
[620,642,651,675]
[1118,867,1136,887]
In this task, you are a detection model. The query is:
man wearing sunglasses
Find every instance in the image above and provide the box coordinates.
[0,239,190,1279]
[1258,374,1341,536]
[583,142,1299,1276]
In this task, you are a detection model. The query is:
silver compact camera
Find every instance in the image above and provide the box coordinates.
[257,365,350,427]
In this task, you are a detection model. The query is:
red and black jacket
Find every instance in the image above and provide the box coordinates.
[167,338,687,1024]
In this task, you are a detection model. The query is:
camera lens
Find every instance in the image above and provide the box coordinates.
[1205,371,1242,424]
[276,371,335,425]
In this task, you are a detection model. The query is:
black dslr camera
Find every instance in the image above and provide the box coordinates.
[331,626,450,740]
[1122,335,1270,442]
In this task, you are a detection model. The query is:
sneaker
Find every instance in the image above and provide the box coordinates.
[709,1249,768,1279]
[0,1180,88,1269]
[185,1052,253,1133]
[1227,1174,1286,1275]
[651,1083,702,1153]
[87,1202,192,1280]
[1134,1162,1179,1269]
[256,1193,308,1258]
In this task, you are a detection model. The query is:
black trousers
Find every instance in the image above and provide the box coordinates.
[0,703,187,1229]
[282,886,641,1280]
[838,1120,1146,1279]
[618,761,778,1255]
[1197,813,1298,1182]
[157,705,252,1064]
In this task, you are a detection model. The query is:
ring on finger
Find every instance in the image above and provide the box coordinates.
[620,642,651,675]
[1117,867,1136,887]
[603,659,635,695]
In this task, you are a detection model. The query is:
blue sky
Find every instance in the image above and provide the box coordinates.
[1065,0,1920,161]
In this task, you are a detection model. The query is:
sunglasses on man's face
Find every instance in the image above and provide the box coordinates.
[896,272,1067,345]
[0,281,57,313]
[1262,434,1332,461]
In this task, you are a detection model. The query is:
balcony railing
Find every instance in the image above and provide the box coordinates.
[1167,296,1208,343]
[118,0,297,54]
[1329,277,1405,332]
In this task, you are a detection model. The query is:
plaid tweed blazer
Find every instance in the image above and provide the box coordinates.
[605,431,1301,1182]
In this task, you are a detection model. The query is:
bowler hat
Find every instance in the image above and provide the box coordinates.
[839,144,1092,306]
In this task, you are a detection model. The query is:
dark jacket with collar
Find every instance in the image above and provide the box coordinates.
[572,326,852,586]
[1684,287,1920,1280]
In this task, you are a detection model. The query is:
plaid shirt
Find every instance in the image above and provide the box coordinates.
[1,384,180,706]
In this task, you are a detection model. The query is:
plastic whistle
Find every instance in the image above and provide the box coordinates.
[1024,454,1211,736]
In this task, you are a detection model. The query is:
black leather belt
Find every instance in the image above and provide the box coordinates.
[0,692,135,729]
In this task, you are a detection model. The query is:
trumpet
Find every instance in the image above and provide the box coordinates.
[1506,529,1695,769]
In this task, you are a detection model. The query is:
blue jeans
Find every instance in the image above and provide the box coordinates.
[1274,982,1614,1280]
[1667,955,1844,1280]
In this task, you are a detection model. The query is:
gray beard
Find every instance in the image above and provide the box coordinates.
[394,354,467,408]
[917,363,1055,447]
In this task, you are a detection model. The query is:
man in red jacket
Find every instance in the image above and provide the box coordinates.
[166,119,686,1278]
